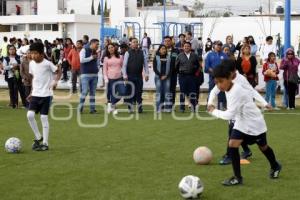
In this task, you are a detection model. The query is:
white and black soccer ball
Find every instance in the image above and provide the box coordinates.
[5,137,22,153]
[178,175,204,199]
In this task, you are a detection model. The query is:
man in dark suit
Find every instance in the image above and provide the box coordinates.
[175,42,200,112]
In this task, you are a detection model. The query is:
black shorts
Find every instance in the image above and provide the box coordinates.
[28,96,51,115]
[230,129,267,146]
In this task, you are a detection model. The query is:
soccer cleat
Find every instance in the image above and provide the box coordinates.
[270,163,282,179]
[241,151,252,159]
[36,144,49,151]
[32,137,43,150]
[179,109,185,113]
[222,176,243,186]
[219,155,232,165]
[138,106,143,113]
[90,110,97,114]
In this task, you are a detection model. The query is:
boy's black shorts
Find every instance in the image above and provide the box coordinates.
[230,129,267,146]
[28,96,51,115]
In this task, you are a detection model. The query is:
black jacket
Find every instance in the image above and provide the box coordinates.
[175,52,199,75]
[236,56,257,86]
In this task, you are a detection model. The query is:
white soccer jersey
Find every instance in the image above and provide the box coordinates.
[29,59,57,97]
[212,83,267,136]
[208,70,268,107]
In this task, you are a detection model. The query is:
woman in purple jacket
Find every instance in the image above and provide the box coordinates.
[280,48,300,109]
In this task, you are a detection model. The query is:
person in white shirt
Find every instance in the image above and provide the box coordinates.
[16,38,30,57]
[26,42,62,151]
[185,31,199,54]
[260,36,277,64]
[208,60,271,165]
[208,61,281,186]
[141,33,151,61]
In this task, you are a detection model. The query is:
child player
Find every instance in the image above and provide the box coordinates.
[27,42,61,151]
[208,60,281,186]
[207,60,272,164]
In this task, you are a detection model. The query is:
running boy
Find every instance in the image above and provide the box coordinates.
[208,61,281,186]
[27,42,61,151]
[208,60,271,164]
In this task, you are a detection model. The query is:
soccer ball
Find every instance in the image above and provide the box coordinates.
[193,146,213,165]
[178,175,204,199]
[5,137,22,153]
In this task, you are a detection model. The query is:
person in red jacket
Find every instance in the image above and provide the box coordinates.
[262,52,279,109]
[62,38,73,82]
[68,40,82,93]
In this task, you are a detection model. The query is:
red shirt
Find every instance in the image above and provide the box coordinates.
[67,48,81,70]
[262,62,279,81]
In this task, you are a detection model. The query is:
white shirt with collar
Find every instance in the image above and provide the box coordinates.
[211,83,267,136]
[185,52,191,59]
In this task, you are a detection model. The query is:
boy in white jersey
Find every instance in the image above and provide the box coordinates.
[27,42,61,151]
[207,60,272,164]
[208,61,281,186]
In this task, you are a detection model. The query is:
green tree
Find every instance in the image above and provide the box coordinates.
[91,0,95,15]
[104,0,109,17]
[97,1,101,15]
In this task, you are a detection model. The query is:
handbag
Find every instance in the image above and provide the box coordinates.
[288,73,300,84]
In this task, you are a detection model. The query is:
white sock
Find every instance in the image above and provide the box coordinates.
[27,111,42,140]
[40,115,49,146]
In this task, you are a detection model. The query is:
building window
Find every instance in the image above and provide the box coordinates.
[0,25,10,32]
[29,24,36,31]
[28,24,58,31]
[12,24,25,31]
[44,24,52,31]
[52,24,59,31]
[37,24,43,31]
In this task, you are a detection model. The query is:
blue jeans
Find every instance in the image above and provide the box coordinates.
[155,76,171,111]
[208,78,227,109]
[265,80,277,108]
[107,78,126,105]
[142,48,149,59]
[79,75,98,111]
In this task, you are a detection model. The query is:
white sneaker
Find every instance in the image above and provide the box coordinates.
[107,103,112,114]
[274,107,281,110]
[113,109,118,115]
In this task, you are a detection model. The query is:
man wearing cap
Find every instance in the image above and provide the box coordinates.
[204,40,228,109]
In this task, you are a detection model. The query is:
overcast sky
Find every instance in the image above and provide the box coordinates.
[175,0,300,14]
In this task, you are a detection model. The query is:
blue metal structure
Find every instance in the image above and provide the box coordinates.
[123,22,142,41]
[284,0,291,52]
[153,22,203,42]
[189,22,204,38]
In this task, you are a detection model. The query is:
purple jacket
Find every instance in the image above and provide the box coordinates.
[280,48,300,81]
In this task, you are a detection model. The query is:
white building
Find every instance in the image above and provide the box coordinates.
[0,0,100,41]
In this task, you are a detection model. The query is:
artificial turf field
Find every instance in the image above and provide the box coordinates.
[0,98,299,200]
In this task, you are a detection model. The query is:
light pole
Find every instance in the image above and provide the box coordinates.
[100,0,104,49]
[284,0,291,52]
[163,0,166,37]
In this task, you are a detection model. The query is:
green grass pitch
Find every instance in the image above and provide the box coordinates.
[0,102,299,200]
